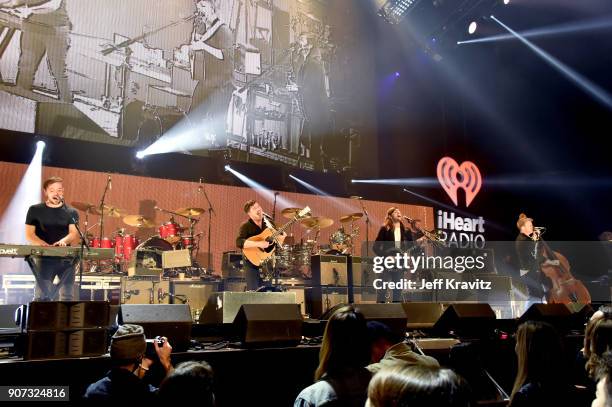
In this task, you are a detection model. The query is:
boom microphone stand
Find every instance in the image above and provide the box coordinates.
[198,178,214,273]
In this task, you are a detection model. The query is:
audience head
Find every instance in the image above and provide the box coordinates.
[585,307,612,378]
[158,360,215,405]
[367,364,472,407]
[367,321,403,364]
[315,305,370,380]
[511,321,565,401]
[593,351,612,407]
[110,324,151,377]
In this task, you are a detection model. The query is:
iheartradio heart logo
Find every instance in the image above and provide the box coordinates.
[437,157,482,207]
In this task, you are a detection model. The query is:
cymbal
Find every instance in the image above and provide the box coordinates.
[175,207,205,217]
[71,201,97,213]
[281,208,302,219]
[123,215,155,228]
[300,217,334,229]
[93,204,125,218]
[339,212,363,223]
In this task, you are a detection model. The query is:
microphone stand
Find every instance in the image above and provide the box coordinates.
[357,199,371,258]
[98,177,111,249]
[61,199,90,301]
[198,180,215,274]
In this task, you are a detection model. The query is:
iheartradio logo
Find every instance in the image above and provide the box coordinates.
[437,157,482,207]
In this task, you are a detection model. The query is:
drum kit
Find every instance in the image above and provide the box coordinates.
[273,208,363,279]
[72,201,205,275]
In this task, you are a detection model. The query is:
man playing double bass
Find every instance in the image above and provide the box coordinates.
[514,213,556,303]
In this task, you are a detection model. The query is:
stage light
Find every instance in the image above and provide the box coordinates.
[503,0,510,4]
[395,71,401,78]
[468,21,478,35]
[224,164,231,171]
[377,0,422,24]
[0,143,44,274]
[458,17,612,45]
[491,15,612,110]
[135,150,146,159]
[289,174,359,213]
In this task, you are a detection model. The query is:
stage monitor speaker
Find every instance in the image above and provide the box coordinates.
[233,304,303,347]
[119,304,192,351]
[200,291,297,324]
[27,301,110,330]
[519,303,581,331]
[353,303,408,338]
[433,303,496,336]
[23,328,108,360]
[402,302,446,329]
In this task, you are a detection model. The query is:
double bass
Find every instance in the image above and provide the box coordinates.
[534,233,591,304]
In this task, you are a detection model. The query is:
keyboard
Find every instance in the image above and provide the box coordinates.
[0,244,114,260]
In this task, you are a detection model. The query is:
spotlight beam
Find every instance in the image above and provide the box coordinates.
[226,166,299,208]
[490,15,612,110]
[458,17,612,45]
[289,175,360,214]
[351,178,439,187]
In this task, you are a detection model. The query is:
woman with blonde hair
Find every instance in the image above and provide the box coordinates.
[366,363,472,407]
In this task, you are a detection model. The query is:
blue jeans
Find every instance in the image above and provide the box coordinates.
[29,257,76,301]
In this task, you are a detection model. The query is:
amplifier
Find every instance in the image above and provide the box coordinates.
[199,291,296,324]
[121,278,170,304]
[221,252,244,278]
[311,255,347,286]
[170,280,220,320]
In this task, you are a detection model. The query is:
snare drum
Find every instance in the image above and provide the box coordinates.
[159,222,182,245]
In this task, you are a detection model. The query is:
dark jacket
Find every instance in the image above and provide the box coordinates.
[373,224,413,256]
[83,368,157,402]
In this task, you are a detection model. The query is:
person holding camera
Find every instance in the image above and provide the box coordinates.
[84,324,173,401]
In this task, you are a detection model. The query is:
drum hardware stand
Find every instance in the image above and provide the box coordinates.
[197,179,215,274]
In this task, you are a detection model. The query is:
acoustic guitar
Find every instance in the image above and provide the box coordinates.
[242,207,311,266]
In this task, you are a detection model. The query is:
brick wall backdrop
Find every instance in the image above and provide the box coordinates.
[0,161,434,274]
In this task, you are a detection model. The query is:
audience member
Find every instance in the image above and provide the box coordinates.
[83,324,173,401]
[158,360,215,405]
[366,363,472,407]
[509,320,575,407]
[294,305,372,407]
[366,321,439,374]
[593,351,612,407]
[585,306,612,379]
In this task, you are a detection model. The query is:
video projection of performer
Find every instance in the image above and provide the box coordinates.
[0,0,377,173]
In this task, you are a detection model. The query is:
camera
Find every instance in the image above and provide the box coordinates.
[144,336,165,359]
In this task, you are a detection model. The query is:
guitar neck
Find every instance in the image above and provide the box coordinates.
[270,217,299,238]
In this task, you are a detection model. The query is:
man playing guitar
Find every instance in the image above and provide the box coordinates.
[236,200,283,291]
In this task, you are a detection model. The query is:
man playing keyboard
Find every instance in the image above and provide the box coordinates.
[25,176,79,301]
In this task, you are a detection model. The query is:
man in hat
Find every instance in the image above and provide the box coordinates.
[366,321,439,374]
[514,213,555,304]
[83,324,173,401]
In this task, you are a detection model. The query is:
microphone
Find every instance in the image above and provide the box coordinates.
[350,195,363,200]
[534,226,546,233]
[403,216,421,223]
[154,206,163,211]
[57,196,65,204]
[107,175,112,191]
[262,211,273,219]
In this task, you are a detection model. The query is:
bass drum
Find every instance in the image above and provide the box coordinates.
[137,236,174,251]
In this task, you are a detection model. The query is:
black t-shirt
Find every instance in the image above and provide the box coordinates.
[25,203,78,245]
